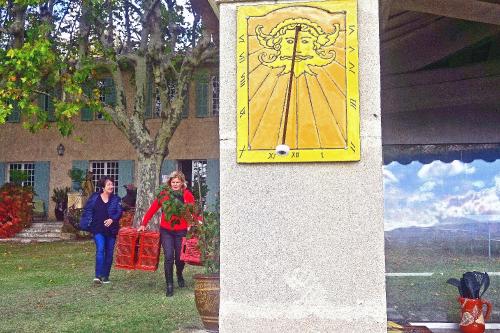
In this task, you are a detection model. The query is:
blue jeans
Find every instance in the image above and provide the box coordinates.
[93,233,116,279]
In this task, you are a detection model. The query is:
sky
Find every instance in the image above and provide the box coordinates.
[384,159,500,231]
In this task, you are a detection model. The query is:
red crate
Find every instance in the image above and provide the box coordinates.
[115,227,139,270]
[180,237,203,266]
[136,231,161,271]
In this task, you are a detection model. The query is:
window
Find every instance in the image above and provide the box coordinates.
[6,100,20,123]
[178,159,208,208]
[95,80,107,120]
[7,163,35,187]
[153,81,176,118]
[195,73,219,118]
[211,75,219,116]
[39,93,55,122]
[81,77,115,121]
[384,155,500,324]
[149,80,188,119]
[90,161,119,194]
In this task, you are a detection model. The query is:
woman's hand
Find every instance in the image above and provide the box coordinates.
[137,225,146,232]
[104,219,113,227]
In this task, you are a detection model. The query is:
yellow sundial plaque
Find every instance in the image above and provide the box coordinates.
[236,0,360,163]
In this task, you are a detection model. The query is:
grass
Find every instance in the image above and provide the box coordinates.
[385,244,500,323]
[0,241,205,333]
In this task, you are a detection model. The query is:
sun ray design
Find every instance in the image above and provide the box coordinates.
[316,73,347,142]
[304,75,323,148]
[249,62,266,75]
[249,68,272,100]
[318,66,346,97]
[249,74,285,147]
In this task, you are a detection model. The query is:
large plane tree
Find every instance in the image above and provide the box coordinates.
[0,0,218,224]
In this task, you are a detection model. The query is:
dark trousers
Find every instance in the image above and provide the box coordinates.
[160,229,187,284]
[93,233,116,279]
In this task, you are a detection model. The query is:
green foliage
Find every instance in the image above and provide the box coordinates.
[155,185,193,226]
[68,168,86,183]
[196,210,220,274]
[51,187,70,204]
[9,170,29,186]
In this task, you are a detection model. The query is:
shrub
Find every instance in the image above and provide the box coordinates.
[0,183,33,238]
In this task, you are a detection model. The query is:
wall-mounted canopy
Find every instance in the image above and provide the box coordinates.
[383,144,500,165]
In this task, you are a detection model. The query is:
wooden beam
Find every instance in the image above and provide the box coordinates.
[392,0,500,25]
[382,14,440,43]
[380,0,393,31]
[381,18,500,74]
[382,62,500,113]
[383,60,500,88]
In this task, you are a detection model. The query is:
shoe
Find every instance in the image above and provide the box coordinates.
[93,278,102,285]
[166,283,174,297]
[177,270,185,288]
[100,277,111,284]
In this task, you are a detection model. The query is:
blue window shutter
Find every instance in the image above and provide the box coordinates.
[104,77,116,106]
[34,161,50,215]
[161,160,177,181]
[7,101,20,123]
[81,82,94,121]
[206,159,220,212]
[72,160,88,191]
[195,75,209,118]
[38,93,55,122]
[0,163,5,185]
[118,160,134,198]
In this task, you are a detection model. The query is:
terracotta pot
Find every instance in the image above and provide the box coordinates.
[458,297,492,333]
[194,274,220,332]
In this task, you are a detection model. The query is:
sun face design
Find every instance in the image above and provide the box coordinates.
[255,18,340,77]
[236,2,359,163]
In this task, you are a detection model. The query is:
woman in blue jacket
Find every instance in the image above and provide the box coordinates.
[80,176,122,284]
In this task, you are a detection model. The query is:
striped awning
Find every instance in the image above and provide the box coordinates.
[383,144,500,165]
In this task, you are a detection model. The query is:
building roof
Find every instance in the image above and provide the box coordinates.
[380,0,500,163]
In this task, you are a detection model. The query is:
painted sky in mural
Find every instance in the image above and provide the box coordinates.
[384,159,500,231]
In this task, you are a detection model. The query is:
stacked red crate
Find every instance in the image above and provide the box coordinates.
[115,227,139,270]
[136,231,161,271]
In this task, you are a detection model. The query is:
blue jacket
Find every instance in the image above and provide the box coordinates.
[79,193,122,235]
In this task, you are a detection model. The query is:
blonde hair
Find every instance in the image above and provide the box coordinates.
[167,170,187,190]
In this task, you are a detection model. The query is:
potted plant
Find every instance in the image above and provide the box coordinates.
[191,209,220,332]
[51,187,70,221]
[68,168,86,192]
[9,170,29,187]
[447,272,492,333]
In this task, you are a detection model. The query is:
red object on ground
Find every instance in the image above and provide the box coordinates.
[180,237,203,266]
[115,227,139,270]
[458,297,492,333]
[136,230,161,271]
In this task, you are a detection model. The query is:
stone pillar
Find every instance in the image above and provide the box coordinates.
[218,1,386,331]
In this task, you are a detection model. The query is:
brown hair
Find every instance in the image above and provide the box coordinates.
[98,176,114,193]
[166,170,187,190]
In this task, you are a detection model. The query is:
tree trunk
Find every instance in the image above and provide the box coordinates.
[133,153,162,228]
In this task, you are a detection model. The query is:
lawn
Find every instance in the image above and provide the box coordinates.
[0,241,205,333]
[385,243,500,323]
